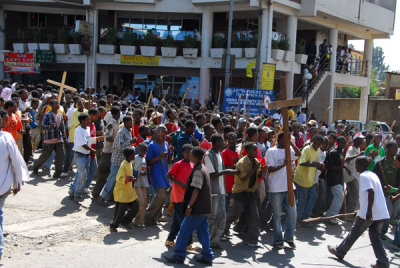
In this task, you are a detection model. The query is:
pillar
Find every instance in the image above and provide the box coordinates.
[360,39,373,122]
[328,28,338,124]
[86,9,98,89]
[199,8,213,105]
[286,15,297,99]
[257,8,268,88]
[265,1,273,64]
[0,10,6,80]
[99,68,109,89]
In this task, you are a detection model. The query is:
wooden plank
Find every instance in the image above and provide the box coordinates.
[267,97,302,110]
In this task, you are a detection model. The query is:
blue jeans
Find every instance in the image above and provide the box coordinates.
[63,142,74,173]
[167,202,192,244]
[394,221,400,247]
[173,215,214,262]
[0,195,6,256]
[44,151,55,169]
[86,157,97,188]
[295,183,317,221]
[69,153,90,198]
[269,192,297,244]
[101,163,119,201]
[382,197,400,235]
[336,217,388,268]
[326,184,344,216]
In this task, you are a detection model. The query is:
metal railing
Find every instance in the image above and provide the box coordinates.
[335,58,368,77]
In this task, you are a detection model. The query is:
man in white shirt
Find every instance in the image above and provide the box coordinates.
[266,132,300,249]
[328,156,389,268]
[0,114,28,260]
[0,80,15,101]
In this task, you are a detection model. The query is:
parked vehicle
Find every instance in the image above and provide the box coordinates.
[330,120,391,135]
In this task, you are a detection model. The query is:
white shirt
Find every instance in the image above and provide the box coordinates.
[204,153,226,195]
[66,106,76,129]
[315,150,326,184]
[1,86,14,101]
[298,113,307,124]
[344,146,360,183]
[104,111,123,124]
[0,131,28,195]
[265,147,297,193]
[358,171,389,221]
[73,125,93,155]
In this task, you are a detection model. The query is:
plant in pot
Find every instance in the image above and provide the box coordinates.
[295,39,308,64]
[161,35,177,57]
[69,31,82,55]
[280,38,294,61]
[230,34,244,58]
[28,28,42,52]
[54,26,69,54]
[120,30,136,55]
[183,34,198,58]
[39,32,54,51]
[245,34,257,58]
[13,29,27,53]
[99,27,117,54]
[210,33,226,58]
[271,39,284,60]
[140,31,158,56]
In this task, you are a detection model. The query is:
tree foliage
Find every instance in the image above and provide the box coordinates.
[372,46,389,81]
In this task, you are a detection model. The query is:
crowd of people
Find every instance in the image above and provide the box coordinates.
[0,78,399,267]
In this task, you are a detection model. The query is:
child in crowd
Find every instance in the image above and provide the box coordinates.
[133,143,148,228]
[110,147,139,232]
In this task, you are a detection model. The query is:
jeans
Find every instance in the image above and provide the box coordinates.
[0,195,7,256]
[144,187,168,226]
[44,151,55,169]
[224,192,259,244]
[101,163,120,201]
[63,142,74,173]
[69,153,90,198]
[345,179,359,213]
[394,220,400,247]
[296,183,317,221]
[134,187,148,226]
[173,215,214,262]
[313,179,327,216]
[92,153,112,198]
[86,157,97,188]
[336,217,388,268]
[269,192,297,244]
[208,194,226,247]
[167,202,192,244]
[326,184,344,216]
[382,196,400,235]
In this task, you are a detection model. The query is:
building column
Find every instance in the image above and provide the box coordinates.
[286,15,297,99]
[0,9,6,80]
[328,28,338,124]
[86,9,98,89]
[265,1,273,64]
[99,67,109,89]
[199,8,213,105]
[360,39,373,122]
[257,8,268,89]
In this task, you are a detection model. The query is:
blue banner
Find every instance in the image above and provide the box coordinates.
[222,87,274,116]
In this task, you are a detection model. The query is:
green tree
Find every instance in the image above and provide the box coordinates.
[370,68,379,96]
[372,46,389,81]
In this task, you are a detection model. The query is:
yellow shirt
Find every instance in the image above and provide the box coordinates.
[68,109,87,142]
[232,156,262,193]
[106,103,112,111]
[113,160,137,203]
[44,106,65,116]
[294,144,320,188]
[288,109,295,120]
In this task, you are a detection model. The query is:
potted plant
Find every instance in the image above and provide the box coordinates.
[99,27,117,54]
[245,34,257,58]
[295,39,308,64]
[140,31,158,56]
[182,35,198,58]
[28,28,42,53]
[230,34,244,58]
[120,30,136,55]
[39,32,53,50]
[280,38,294,61]
[69,32,82,54]
[210,33,226,58]
[271,39,284,60]
[13,29,27,53]
[54,27,69,54]
[161,35,177,57]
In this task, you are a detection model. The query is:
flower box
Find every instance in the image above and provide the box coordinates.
[39,43,52,50]
[120,45,136,55]
[183,48,198,58]
[210,48,225,58]
[244,48,257,58]
[69,44,81,55]
[230,48,243,58]
[27,43,39,53]
[13,43,27,53]
[54,44,69,54]
[271,49,284,60]
[161,47,177,57]
[295,54,309,64]
[283,51,295,62]
[99,44,116,54]
[140,46,157,56]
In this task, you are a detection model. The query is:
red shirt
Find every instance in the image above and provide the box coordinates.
[221,148,239,193]
[168,160,194,203]
[200,138,212,151]
[90,122,96,158]
[133,135,145,147]
[165,122,179,134]
[132,123,143,137]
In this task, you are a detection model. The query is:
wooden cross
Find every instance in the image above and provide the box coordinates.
[46,71,77,103]
[268,76,302,206]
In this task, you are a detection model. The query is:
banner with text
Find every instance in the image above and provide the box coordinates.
[3,53,35,66]
[260,63,276,90]
[4,64,40,74]
[222,87,274,116]
[120,55,160,66]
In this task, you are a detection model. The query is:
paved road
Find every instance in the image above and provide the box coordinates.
[1,155,400,267]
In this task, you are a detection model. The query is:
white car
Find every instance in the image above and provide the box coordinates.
[330,120,391,134]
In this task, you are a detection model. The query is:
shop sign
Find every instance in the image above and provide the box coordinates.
[3,52,35,66]
[120,55,160,66]
[4,64,40,74]
[260,63,276,90]
[35,50,56,64]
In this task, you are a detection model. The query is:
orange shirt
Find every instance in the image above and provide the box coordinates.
[4,113,23,142]
[168,160,194,203]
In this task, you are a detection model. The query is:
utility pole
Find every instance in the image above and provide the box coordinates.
[224,0,234,88]
[253,0,263,89]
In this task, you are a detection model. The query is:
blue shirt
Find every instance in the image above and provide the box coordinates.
[146,140,171,189]
[176,131,193,160]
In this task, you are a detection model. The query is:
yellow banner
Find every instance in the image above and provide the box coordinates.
[260,63,276,90]
[120,55,160,66]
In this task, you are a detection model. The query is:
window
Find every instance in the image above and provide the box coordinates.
[28,13,46,28]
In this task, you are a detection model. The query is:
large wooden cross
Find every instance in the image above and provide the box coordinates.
[268,76,302,206]
[46,71,77,103]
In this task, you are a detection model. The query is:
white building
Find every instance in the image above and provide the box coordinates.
[0,0,396,123]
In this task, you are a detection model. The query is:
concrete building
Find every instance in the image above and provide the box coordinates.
[0,0,396,123]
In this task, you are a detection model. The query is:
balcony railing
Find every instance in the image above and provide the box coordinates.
[335,59,368,77]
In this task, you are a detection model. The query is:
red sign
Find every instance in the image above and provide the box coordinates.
[3,52,35,66]
[4,65,40,74]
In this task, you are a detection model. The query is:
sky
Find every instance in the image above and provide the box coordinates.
[350,1,400,72]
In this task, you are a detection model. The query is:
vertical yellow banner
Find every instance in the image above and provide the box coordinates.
[260,63,276,90]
